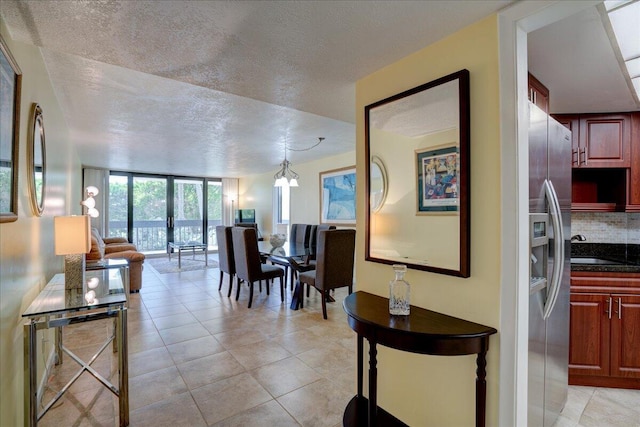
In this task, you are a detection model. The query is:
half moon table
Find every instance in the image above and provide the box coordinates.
[342,291,497,427]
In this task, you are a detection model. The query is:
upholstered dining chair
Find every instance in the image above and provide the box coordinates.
[215,226,235,297]
[232,227,285,308]
[297,229,356,319]
[302,224,336,296]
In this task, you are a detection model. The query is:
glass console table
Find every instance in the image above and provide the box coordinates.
[22,269,129,426]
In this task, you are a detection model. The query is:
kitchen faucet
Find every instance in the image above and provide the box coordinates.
[570,234,587,242]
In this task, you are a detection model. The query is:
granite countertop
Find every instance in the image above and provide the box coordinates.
[571,243,640,273]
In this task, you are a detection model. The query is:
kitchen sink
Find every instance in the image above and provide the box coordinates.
[570,257,624,265]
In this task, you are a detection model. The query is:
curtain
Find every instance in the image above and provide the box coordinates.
[82,168,109,234]
[221,178,239,226]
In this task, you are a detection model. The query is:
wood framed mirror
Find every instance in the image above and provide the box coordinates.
[28,104,46,216]
[365,69,470,277]
[0,35,21,223]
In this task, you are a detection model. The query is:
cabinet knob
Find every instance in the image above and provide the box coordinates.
[605,297,612,319]
[614,298,621,319]
[572,149,578,166]
[579,148,587,166]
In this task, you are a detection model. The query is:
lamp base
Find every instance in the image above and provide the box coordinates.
[64,254,86,290]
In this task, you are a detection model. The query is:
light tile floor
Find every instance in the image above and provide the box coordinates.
[554,385,640,427]
[39,257,355,427]
[37,257,639,426]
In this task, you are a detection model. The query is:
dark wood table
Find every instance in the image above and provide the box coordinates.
[342,291,497,427]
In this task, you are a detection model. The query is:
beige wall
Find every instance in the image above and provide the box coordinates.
[356,15,502,426]
[240,151,356,236]
[0,19,80,426]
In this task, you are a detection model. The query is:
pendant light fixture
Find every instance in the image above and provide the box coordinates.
[273,145,299,188]
[273,137,324,187]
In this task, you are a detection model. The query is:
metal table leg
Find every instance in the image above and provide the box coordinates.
[117,308,129,426]
[24,321,38,427]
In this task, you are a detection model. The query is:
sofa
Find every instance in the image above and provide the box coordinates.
[86,228,145,292]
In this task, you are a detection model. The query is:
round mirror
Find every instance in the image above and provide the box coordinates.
[28,103,46,216]
[370,156,388,212]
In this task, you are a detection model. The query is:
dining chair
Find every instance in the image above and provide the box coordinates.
[302,224,335,296]
[232,227,285,308]
[215,226,235,297]
[297,229,356,319]
[290,223,312,247]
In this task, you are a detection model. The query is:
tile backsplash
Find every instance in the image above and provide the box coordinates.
[571,212,640,244]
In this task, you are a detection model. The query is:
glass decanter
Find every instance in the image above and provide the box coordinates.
[389,264,410,315]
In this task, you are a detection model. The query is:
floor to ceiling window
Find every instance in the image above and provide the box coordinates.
[108,172,222,254]
[207,181,223,247]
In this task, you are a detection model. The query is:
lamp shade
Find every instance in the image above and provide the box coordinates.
[54,215,91,255]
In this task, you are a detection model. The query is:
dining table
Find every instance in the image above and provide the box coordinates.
[257,241,315,309]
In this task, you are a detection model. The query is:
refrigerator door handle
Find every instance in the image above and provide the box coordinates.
[543,179,565,320]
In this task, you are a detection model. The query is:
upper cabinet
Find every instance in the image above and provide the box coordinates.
[560,112,639,212]
[555,113,631,168]
[528,73,549,113]
[626,112,640,212]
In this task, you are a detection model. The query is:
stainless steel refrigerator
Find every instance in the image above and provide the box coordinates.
[528,102,571,427]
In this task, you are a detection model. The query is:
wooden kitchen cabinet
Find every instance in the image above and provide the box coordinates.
[611,294,640,379]
[528,73,549,113]
[569,272,640,389]
[556,111,636,211]
[579,114,631,167]
[569,293,610,377]
[555,113,631,168]
[626,112,640,211]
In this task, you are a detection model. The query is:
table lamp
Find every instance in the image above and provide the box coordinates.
[54,215,91,289]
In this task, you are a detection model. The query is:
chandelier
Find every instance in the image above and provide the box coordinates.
[273,155,299,187]
[273,137,324,187]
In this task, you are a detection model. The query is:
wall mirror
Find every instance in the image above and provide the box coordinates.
[0,35,21,223]
[28,104,46,216]
[365,69,470,277]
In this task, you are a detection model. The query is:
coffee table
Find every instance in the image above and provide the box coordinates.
[168,241,208,268]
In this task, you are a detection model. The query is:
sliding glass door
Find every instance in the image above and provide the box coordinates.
[173,177,204,244]
[207,181,222,249]
[108,172,222,254]
[133,175,168,253]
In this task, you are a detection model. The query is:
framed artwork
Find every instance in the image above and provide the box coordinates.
[319,166,356,225]
[0,34,22,223]
[416,144,459,213]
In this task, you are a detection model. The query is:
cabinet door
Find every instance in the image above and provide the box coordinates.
[579,114,631,168]
[626,112,640,211]
[610,294,640,378]
[569,293,610,377]
[528,73,549,113]
[554,115,580,167]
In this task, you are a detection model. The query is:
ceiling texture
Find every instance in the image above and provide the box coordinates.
[1,1,637,178]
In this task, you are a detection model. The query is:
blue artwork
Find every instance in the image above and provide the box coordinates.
[321,167,356,224]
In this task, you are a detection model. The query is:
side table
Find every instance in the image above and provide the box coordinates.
[342,291,497,427]
[22,269,129,426]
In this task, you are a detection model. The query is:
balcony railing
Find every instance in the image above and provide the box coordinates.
[108,219,222,253]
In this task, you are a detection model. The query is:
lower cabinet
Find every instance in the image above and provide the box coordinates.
[569,275,640,389]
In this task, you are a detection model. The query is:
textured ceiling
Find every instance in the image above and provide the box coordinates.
[1,1,636,178]
[0,0,513,177]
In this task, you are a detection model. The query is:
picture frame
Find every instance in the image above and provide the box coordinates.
[319,166,356,225]
[0,34,22,223]
[416,144,459,213]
